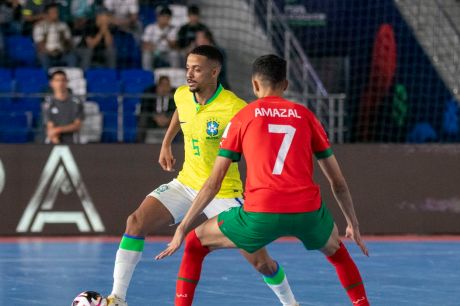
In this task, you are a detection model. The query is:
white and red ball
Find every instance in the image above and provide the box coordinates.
[72,291,107,306]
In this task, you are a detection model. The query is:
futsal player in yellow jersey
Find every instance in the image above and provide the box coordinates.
[107,46,299,306]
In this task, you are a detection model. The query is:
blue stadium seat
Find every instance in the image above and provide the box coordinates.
[5,35,37,67]
[101,112,118,143]
[114,31,141,68]
[87,80,120,113]
[121,69,154,114]
[0,112,33,143]
[85,68,117,83]
[123,113,138,143]
[139,4,156,28]
[0,69,14,111]
[14,68,48,119]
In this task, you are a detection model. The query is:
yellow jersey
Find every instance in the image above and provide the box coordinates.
[175,84,246,198]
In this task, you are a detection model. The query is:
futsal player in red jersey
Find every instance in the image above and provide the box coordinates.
[157,54,370,306]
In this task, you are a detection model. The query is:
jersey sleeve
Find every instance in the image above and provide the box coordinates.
[311,115,333,159]
[218,113,244,162]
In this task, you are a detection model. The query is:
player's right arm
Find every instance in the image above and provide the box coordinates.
[317,156,368,256]
[158,109,180,172]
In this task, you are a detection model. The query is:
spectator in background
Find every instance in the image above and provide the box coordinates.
[142,5,179,70]
[103,0,141,38]
[176,5,210,53]
[195,29,230,89]
[22,0,51,35]
[43,70,84,144]
[33,3,77,70]
[0,0,23,66]
[70,0,98,35]
[137,75,176,143]
[78,9,116,69]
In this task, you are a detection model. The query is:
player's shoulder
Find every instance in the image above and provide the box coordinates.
[173,85,190,101]
[221,88,247,106]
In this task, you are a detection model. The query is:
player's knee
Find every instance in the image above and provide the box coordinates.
[184,230,209,257]
[125,212,144,236]
[248,257,277,275]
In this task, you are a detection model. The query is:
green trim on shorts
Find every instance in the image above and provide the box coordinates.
[218,202,334,253]
[263,264,285,285]
[119,235,145,252]
[315,148,334,159]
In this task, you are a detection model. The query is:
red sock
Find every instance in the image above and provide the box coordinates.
[175,230,210,306]
[326,242,369,305]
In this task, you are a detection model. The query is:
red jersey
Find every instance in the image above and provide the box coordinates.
[218,96,333,213]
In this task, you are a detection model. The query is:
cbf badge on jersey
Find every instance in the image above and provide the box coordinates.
[206,118,220,139]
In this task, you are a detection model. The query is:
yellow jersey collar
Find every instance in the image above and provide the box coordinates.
[193,83,223,111]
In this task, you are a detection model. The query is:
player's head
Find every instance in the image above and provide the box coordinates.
[49,70,68,93]
[186,45,223,93]
[251,54,288,98]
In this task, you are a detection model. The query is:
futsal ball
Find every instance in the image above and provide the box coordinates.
[72,291,107,306]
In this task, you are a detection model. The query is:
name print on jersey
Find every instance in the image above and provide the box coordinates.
[254,107,302,118]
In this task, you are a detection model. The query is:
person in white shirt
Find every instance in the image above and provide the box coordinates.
[33,3,77,70]
[103,0,140,37]
[142,6,179,70]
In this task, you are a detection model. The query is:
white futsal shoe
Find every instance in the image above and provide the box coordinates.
[106,294,128,306]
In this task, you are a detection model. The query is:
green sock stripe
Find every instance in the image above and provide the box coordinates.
[178,276,199,284]
[119,235,145,252]
[263,264,286,285]
[345,281,363,291]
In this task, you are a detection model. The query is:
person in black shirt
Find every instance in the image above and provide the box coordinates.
[137,75,176,143]
[78,9,116,69]
[176,5,210,53]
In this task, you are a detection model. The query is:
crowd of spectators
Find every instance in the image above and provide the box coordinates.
[0,1,230,143]
[0,1,228,80]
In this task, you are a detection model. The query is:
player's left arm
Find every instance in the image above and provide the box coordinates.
[155,156,232,260]
[317,155,368,256]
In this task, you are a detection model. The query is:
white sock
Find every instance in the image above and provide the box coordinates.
[267,276,297,306]
[263,263,297,306]
[111,248,142,300]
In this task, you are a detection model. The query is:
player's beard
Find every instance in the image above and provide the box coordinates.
[189,85,200,93]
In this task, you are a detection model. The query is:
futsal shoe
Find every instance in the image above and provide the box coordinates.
[106,294,128,306]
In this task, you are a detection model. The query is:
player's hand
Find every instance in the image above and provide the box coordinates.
[155,228,185,260]
[345,225,369,256]
[158,145,176,172]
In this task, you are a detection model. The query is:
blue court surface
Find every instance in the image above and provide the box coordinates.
[1,238,459,305]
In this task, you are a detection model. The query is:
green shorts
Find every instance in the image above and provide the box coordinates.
[217,203,334,253]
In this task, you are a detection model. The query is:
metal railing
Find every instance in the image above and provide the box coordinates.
[250,0,329,97]
[0,91,347,143]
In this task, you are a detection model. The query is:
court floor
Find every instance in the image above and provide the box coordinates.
[0,237,459,305]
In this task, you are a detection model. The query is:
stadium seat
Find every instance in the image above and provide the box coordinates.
[154,68,186,88]
[0,70,14,111]
[87,80,120,113]
[114,31,141,68]
[85,68,117,83]
[0,112,33,143]
[120,69,154,114]
[5,35,37,67]
[79,101,103,144]
[407,122,437,143]
[123,113,138,143]
[14,68,49,119]
[139,4,156,28]
[101,112,118,143]
[170,5,188,28]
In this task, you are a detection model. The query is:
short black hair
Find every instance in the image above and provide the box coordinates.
[157,6,172,16]
[252,54,287,88]
[188,5,200,16]
[49,70,67,80]
[45,3,59,12]
[188,45,223,66]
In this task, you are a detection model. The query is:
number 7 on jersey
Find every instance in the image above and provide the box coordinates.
[268,124,296,175]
